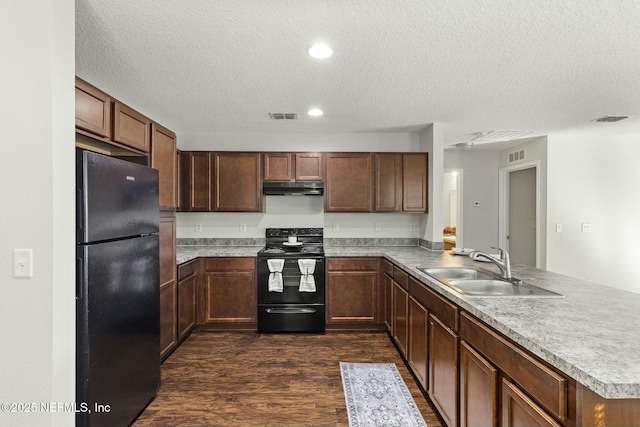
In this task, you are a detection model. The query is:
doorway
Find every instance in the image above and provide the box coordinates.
[499,161,540,268]
[443,170,463,249]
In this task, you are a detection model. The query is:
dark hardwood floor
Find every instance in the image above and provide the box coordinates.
[133,331,443,427]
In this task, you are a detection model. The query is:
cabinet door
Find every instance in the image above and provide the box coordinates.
[375,153,402,212]
[295,152,324,181]
[180,151,212,211]
[326,271,378,323]
[502,379,562,427]
[205,271,257,323]
[429,313,459,427]
[325,153,373,212]
[392,281,408,357]
[151,123,177,210]
[113,101,151,153]
[159,214,177,359]
[178,274,196,340]
[460,341,498,427]
[383,273,393,332]
[75,77,111,139]
[402,153,428,212]
[264,152,294,181]
[214,152,262,212]
[408,296,428,389]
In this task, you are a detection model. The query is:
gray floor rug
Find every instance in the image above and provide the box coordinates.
[340,362,428,427]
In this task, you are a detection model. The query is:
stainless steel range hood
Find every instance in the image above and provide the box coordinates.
[263,181,324,196]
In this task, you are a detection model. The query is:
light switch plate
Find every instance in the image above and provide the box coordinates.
[13,249,33,278]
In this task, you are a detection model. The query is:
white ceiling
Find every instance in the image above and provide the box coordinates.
[76,0,640,147]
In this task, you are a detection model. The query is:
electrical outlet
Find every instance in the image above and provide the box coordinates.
[374,223,381,232]
[239,223,247,232]
[13,249,33,278]
[410,224,416,232]
[195,223,203,232]
[332,223,339,232]
[581,223,592,233]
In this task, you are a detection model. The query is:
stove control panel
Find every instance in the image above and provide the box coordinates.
[266,228,323,237]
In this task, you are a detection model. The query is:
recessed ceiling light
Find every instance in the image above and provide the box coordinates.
[307,108,323,117]
[307,43,333,59]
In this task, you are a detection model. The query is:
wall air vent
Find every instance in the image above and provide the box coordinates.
[508,148,526,163]
[269,112,298,120]
[592,115,628,123]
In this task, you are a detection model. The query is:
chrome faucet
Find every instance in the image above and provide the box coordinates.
[469,247,513,280]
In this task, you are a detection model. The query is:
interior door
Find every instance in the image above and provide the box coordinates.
[508,167,536,267]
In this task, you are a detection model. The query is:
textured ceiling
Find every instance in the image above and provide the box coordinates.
[76,0,640,146]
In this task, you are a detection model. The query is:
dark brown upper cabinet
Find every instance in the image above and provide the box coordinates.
[295,152,324,181]
[264,152,294,181]
[150,123,177,211]
[375,153,403,212]
[214,152,262,212]
[113,101,151,153]
[374,152,428,213]
[264,152,324,181]
[402,153,429,212]
[325,152,374,212]
[179,151,213,212]
[75,77,112,140]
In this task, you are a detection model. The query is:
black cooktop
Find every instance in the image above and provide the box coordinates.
[258,227,324,257]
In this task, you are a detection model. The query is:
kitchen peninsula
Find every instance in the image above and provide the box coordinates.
[176,242,640,427]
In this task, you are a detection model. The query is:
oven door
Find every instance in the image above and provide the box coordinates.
[257,257,325,304]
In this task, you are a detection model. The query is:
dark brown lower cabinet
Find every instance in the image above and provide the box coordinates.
[203,258,256,326]
[177,260,197,341]
[459,340,498,427]
[383,272,393,332]
[392,281,408,357]
[326,257,381,328]
[502,378,562,427]
[159,279,177,359]
[159,213,177,360]
[408,296,428,389]
[428,313,459,427]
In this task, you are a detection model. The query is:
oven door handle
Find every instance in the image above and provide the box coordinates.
[265,307,317,314]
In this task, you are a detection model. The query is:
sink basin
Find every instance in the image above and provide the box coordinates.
[447,279,563,297]
[416,267,563,297]
[417,267,493,280]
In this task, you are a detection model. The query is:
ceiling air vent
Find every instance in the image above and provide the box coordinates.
[269,112,298,120]
[592,115,628,123]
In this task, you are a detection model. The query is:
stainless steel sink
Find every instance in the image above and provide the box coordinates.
[416,267,563,298]
[417,267,493,280]
[447,279,562,297]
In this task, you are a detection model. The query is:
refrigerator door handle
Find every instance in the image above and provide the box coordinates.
[76,256,83,299]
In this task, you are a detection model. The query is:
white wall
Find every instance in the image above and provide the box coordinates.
[547,130,640,293]
[444,149,501,252]
[0,1,75,426]
[177,131,426,239]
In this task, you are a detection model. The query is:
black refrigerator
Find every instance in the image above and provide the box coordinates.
[76,148,160,427]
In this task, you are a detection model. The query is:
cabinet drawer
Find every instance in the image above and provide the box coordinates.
[327,257,379,271]
[459,312,568,421]
[178,259,197,281]
[204,257,255,271]
[392,266,409,289]
[409,276,458,331]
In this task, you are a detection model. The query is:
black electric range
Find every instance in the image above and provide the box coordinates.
[257,228,325,333]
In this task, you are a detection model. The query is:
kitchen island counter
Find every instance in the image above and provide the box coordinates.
[326,245,640,400]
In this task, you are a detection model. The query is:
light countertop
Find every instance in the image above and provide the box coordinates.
[176,244,640,399]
